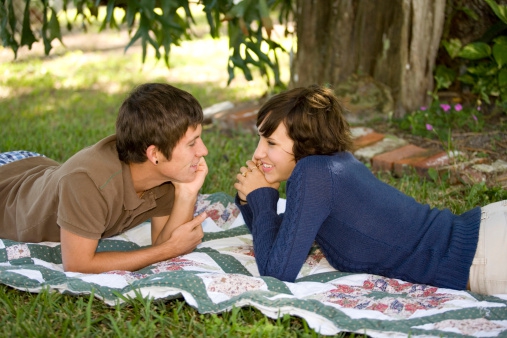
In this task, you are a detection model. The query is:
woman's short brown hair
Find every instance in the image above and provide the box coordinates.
[257,84,353,162]
[116,83,203,164]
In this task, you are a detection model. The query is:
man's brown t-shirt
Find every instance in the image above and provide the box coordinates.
[0,135,175,242]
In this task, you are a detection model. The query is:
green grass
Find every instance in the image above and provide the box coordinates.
[0,286,326,337]
[1,15,507,337]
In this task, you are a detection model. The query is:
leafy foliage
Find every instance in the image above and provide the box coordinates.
[438,0,507,106]
[399,101,484,141]
[0,0,294,88]
[396,0,507,161]
[398,99,485,162]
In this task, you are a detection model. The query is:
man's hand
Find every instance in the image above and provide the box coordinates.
[152,156,207,245]
[160,213,205,255]
[172,157,208,198]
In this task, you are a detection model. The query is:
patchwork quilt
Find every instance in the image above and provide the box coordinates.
[1,192,507,337]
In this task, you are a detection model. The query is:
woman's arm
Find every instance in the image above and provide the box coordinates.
[235,194,256,232]
[246,159,332,282]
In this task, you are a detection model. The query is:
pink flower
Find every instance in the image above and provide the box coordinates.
[472,114,478,122]
[477,106,481,111]
[420,106,427,111]
[426,124,433,131]
[454,104,462,111]
[440,104,451,112]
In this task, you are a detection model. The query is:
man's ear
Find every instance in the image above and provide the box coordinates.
[146,145,159,165]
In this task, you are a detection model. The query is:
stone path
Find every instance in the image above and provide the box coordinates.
[204,101,507,189]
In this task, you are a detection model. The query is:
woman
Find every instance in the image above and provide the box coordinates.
[234,84,506,295]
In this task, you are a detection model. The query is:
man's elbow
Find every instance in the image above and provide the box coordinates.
[62,260,83,273]
[62,259,97,274]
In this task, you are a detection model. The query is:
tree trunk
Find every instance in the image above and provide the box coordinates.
[291,0,446,117]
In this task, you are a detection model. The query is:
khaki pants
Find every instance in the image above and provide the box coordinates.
[469,200,507,295]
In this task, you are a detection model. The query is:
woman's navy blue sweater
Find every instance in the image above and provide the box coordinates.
[236,152,481,290]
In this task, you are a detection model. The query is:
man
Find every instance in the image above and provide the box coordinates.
[0,83,208,273]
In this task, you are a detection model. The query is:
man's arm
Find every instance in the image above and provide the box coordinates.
[60,213,205,273]
[151,192,203,245]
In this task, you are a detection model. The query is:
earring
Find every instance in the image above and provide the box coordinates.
[155,160,158,165]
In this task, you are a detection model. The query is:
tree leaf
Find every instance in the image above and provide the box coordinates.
[227,60,236,85]
[442,38,462,59]
[0,0,19,56]
[258,0,273,37]
[434,65,456,90]
[484,0,507,24]
[125,27,143,53]
[125,0,139,27]
[138,0,155,22]
[494,36,507,45]
[458,6,479,20]
[457,73,476,84]
[0,0,289,89]
[20,0,37,48]
[239,17,249,35]
[48,8,63,42]
[226,1,247,19]
[467,63,498,76]
[244,40,272,64]
[41,2,52,55]
[231,53,253,81]
[458,42,491,60]
[499,68,507,93]
[203,2,218,38]
[493,42,507,68]
[99,0,116,32]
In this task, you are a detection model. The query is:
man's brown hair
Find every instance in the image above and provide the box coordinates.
[257,84,353,162]
[116,83,203,164]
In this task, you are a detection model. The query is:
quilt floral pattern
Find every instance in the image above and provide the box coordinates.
[1,193,507,338]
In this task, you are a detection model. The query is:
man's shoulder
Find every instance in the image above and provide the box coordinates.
[62,135,121,179]
[46,135,128,205]
[69,134,117,162]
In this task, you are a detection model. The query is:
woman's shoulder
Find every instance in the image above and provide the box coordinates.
[297,151,356,166]
[295,152,368,179]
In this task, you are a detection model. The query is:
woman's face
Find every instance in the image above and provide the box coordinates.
[253,122,296,183]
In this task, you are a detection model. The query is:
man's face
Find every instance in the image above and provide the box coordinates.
[158,124,208,183]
